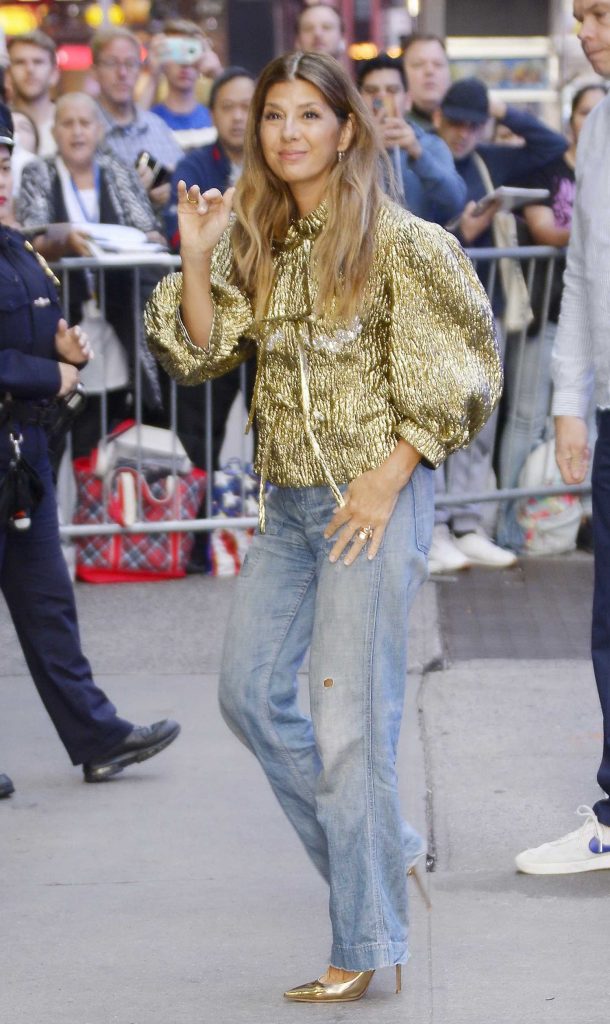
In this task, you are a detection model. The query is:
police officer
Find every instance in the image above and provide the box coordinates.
[0,103,180,799]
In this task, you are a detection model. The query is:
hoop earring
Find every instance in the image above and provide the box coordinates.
[337,150,345,162]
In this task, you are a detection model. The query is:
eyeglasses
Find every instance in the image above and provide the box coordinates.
[97,59,141,72]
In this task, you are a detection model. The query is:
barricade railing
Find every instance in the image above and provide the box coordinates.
[52,246,587,542]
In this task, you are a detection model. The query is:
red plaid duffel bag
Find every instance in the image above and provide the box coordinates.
[72,457,206,583]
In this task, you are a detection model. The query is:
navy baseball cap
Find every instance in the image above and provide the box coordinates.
[440,77,489,125]
[0,103,15,148]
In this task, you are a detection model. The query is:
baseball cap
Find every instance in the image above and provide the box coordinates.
[440,77,489,125]
[0,103,15,148]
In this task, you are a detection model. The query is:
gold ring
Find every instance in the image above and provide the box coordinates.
[357,525,373,542]
[187,196,199,206]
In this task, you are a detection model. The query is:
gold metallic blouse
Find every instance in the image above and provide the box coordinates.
[145,200,502,523]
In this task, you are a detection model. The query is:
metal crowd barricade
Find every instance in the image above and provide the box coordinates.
[54,246,589,543]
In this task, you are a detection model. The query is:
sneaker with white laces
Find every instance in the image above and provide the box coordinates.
[515,806,610,875]
[428,523,471,574]
[452,528,517,568]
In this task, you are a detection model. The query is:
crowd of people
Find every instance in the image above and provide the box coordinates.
[0,10,599,571]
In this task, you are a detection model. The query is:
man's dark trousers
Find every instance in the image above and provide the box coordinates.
[592,409,610,825]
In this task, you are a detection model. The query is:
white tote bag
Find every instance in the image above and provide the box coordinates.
[78,299,130,394]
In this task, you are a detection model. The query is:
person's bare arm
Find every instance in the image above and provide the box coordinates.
[33,225,92,261]
[177,181,235,350]
[524,204,570,248]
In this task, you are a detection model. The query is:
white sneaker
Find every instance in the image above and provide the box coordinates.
[428,524,470,574]
[452,529,517,568]
[515,806,610,875]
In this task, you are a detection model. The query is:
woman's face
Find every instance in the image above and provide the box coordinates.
[259,78,353,211]
[53,98,103,170]
[0,146,13,222]
[571,87,606,144]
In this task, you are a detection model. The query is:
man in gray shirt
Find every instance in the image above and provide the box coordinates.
[516,0,610,874]
[92,27,183,214]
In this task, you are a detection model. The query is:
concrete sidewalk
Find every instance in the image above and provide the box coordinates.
[1,559,605,1023]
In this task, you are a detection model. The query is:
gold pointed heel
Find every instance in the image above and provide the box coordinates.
[283,969,375,1003]
[395,964,402,994]
[408,863,432,909]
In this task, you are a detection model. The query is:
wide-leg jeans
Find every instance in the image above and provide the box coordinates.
[218,465,434,970]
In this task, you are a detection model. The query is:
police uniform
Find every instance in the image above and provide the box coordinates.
[0,224,135,764]
[0,106,179,788]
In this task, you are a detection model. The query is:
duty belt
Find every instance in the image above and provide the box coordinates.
[0,395,51,430]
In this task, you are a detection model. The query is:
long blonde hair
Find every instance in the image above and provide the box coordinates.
[231,51,388,322]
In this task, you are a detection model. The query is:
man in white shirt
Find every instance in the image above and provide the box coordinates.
[7,30,58,157]
[516,0,610,875]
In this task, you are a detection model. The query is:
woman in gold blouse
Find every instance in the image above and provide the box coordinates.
[146,51,501,1003]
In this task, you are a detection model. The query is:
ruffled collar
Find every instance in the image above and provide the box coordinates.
[277,201,328,250]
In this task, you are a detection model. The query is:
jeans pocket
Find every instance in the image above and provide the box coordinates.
[411,465,434,554]
[239,545,261,578]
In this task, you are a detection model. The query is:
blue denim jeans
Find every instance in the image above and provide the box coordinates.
[218,466,434,971]
[496,322,556,551]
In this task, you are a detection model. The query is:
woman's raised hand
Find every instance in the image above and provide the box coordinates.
[177,181,235,259]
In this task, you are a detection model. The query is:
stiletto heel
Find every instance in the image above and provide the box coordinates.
[395,964,402,994]
[284,969,375,1003]
[408,864,432,909]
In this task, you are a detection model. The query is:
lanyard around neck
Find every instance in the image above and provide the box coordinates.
[68,162,101,223]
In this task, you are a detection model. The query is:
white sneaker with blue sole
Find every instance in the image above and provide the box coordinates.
[516,805,610,874]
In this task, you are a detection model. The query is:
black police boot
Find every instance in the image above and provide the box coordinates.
[0,773,15,799]
[82,720,181,782]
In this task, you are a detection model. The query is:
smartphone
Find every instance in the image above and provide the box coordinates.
[372,94,397,118]
[135,151,171,189]
[160,36,203,65]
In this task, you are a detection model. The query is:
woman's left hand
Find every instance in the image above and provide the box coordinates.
[324,440,422,565]
[55,319,93,366]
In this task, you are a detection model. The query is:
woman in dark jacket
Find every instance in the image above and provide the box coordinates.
[0,103,179,798]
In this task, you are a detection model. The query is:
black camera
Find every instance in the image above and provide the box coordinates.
[135,151,172,188]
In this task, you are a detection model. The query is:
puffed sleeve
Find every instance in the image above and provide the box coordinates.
[386,216,502,466]
[144,228,256,385]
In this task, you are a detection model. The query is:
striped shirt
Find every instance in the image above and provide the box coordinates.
[551,92,610,417]
[98,103,183,173]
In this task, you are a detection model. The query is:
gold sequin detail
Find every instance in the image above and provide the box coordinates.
[145,201,502,511]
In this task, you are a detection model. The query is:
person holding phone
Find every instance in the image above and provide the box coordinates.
[150,20,222,152]
[146,51,500,1001]
[93,27,183,211]
[357,54,466,225]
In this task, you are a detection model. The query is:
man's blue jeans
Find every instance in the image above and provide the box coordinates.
[218,467,434,970]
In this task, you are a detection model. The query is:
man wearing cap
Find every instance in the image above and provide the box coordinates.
[0,103,181,799]
[423,77,567,573]
[434,77,567,250]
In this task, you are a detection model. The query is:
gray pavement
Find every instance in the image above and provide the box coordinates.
[1,555,605,1023]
